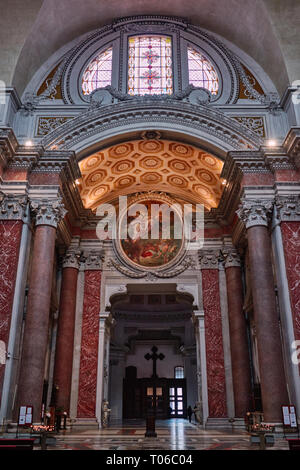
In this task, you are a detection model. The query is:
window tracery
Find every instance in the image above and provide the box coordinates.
[82,47,113,96]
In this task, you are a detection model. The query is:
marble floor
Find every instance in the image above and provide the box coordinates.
[45,419,290,451]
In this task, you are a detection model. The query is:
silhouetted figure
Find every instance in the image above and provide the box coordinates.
[187,406,193,423]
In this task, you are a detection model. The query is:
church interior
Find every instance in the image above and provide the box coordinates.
[0,0,300,451]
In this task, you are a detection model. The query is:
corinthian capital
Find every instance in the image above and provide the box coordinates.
[236,198,273,229]
[84,250,103,270]
[275,195,300,222]
[30,198,67,228]
[223,248,241,269]
[0,192,28,221]
[199,249,219,269]
[62,249,81,269]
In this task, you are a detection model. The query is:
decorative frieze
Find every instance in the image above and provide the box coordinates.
[223,249,241,268]
[236,198,274,229]
[231,116,266,138]
[36,116,75,137]
[0,193,28,221]
[275,196,300,222]
[199,250,219,269]
[30,198,67,228]
[62,249,82,269]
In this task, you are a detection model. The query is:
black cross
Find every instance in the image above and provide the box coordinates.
[144,346,165,378]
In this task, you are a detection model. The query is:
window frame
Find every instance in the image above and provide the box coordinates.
[121,30,180,96]
[126,33,174,96]
[174,366,185,379]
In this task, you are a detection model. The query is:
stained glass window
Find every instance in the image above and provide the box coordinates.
[82,47,113,95]
[188,46,219,95]
[128,35,173,95]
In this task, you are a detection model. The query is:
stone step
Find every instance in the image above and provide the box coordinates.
[205,417,246,430]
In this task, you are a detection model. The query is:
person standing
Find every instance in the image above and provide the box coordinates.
[187,406,193,423]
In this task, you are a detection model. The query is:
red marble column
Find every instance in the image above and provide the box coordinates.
[77,252,102,418]
[200,251,227,418]
[0,218,23,406]
[15,199,66,422]
[53,249,81,413]
[238,199,289,423]
[224,250,252,418]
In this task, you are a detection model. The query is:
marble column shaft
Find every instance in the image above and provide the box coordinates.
[15,199,66,422]
[54,250,81,413]
[238,199,289,422]
[224,251,252,418]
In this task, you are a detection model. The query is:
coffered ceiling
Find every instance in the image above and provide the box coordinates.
[78,139,225,210]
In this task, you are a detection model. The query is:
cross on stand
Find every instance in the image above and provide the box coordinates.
[145,345,165,379]
[144,346,165,438]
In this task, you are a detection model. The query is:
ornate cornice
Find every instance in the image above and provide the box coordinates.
[198,249,219,269]
[62,248,81,269]
[30,197,67,228]
[283,127,300,169]
[275,195,300,222]
[0,192,28,221]
[40,100,262,151]
[0,128,18,170]
[222,248,241,268]
[236,198,274,229]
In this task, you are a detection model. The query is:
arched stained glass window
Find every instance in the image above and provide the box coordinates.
[188,46,219,95]
[128,35,173,96]
[82,47,113,95]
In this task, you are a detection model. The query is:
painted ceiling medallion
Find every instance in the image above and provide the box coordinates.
[117,198,184,271]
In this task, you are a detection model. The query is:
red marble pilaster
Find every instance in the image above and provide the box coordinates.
[0,220,23,406]
[77,270,101,418]
[281,221,300,373]
[201,263,227,418]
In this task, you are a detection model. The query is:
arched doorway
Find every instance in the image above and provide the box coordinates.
[108,284,196,422]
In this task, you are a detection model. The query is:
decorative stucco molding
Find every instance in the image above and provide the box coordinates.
[62,248,82,269]
[198,250,219,269]
[275,196,300,222]
[40,100,262,152]
[236,198,274,229]
[222,248,241,268]
[84,250,103,270]
[0,193,28,221]
[30,198,67,228]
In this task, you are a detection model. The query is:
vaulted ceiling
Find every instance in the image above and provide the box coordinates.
[78,139,224,210]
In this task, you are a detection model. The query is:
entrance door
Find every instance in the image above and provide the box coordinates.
[168,380,186,418]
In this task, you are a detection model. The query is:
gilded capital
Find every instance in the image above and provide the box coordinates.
[236,198,273,229]
[30,198,67,228]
